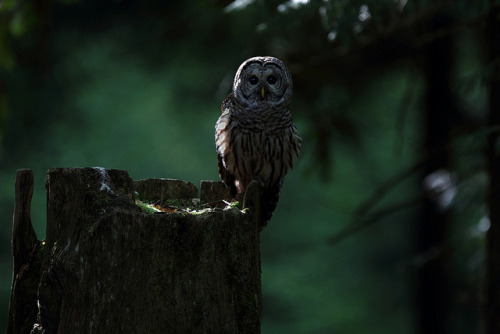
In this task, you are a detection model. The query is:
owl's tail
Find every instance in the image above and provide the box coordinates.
[260,180,283,227]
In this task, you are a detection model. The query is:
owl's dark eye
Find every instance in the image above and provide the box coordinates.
[248,75,258,85]
[267,75,277,85]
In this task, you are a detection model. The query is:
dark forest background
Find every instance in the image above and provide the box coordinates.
[0,0,499,333]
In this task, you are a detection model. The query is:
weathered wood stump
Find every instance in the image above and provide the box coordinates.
[7,168,262,334]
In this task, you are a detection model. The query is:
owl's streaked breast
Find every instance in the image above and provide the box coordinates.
[215,98,301,193]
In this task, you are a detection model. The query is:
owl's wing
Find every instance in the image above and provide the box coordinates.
[216,94,238,197]
[217,152,237,197]
[220,94,232,112]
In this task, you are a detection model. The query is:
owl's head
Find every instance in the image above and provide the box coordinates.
[233,56,293,107]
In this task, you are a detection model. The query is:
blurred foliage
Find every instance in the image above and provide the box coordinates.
[0,0,495,332]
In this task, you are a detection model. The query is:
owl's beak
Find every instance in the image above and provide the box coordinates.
[261,86,266,98]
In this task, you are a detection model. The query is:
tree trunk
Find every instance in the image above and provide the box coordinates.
[486,1,500,333]
[7,169,43,334]
[8,167,262,334]
[417,12,456,334]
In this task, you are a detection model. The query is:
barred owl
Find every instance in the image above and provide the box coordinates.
[215,56,302,225]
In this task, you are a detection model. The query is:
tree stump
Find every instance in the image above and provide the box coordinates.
[7,168,262,334]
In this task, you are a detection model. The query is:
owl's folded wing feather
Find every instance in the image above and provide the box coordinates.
[216,94,238,197]
[217,152,237,197]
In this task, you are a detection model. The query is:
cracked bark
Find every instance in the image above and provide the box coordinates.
[8,168,262,334]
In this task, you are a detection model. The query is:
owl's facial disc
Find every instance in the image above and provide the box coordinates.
[233,56,293,106]
[243,67,284,102]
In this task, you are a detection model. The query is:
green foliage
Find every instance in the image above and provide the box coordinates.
[0,23,15,69]
[8,2,37,37]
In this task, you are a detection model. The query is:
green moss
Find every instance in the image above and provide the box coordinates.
[228,201,240,208]
[183,207,213,215]
[164,198,193,207]
[134,195,213,215]
[136,200,162,214]
[134,194,244,216]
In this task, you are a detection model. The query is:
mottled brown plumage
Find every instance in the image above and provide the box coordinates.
[215,56,302,224]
